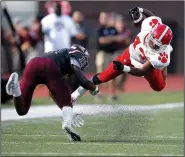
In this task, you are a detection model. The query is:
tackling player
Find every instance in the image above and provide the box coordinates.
[6,44,99,141]
[71,7,173,102]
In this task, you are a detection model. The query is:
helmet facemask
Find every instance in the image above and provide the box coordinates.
[70,44,90,70]
[145,33,167,55]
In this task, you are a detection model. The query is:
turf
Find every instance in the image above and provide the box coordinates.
[1,91,184,108]
[1,91,184,156]
[1,108,183,156]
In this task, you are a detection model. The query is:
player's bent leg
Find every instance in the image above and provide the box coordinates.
[45,60,81,141]
[18,78,37,115]
[6,73,24,115]
[47,79,81,141]
[98,61,123,83]
[144,69,166,92]
[61,106,81,141]
[6,59,39,116]
[6,74,35,116]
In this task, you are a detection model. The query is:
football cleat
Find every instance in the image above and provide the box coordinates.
[62,124,81,141]
[6,72,20,97]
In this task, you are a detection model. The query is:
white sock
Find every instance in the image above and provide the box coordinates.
[61,106,73,128]
[13,83,21,97]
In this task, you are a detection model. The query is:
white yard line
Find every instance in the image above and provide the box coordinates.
[2,133,184,139]
[1,103,184,121]
[2,152,183,156]
[2,141,182,147]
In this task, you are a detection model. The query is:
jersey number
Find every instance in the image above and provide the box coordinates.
[133,36,147,60]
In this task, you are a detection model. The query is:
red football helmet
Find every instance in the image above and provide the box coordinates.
[146,24,173,54]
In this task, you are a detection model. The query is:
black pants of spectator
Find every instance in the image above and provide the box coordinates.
[1,78,13,104]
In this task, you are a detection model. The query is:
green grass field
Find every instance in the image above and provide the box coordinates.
[2,91,184,107]
[1,91,184,156]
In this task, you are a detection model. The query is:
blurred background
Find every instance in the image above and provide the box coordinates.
[1,1,184,104]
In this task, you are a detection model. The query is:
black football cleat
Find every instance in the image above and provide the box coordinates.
[63,125,81,141]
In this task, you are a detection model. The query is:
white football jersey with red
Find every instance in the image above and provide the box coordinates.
[129,16,173,70]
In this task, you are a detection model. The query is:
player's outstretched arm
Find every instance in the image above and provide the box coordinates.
[71,65,99,102]
[71,73,101,104]
[129,7,155,27]
[72,65,97,91]
[113,60,153,76]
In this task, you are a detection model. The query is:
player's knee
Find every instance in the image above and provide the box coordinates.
[59,104,72,110]
[16,109,28,116]
[152,82,166,92]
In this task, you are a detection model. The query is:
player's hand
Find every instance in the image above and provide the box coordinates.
[113,61,124,71]
[72,112,84,127]
[71,96,77,104]
[71,86,87,104]
[129,7,141,21]
[71,92,80,104]
[89,86,99,96]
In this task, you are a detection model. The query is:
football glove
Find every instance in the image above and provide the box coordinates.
[129,7,142,22]
[113,61,124,71]
[72,112,84,128]
[89,86,99,96]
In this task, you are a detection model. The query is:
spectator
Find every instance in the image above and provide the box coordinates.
[95,12,119,101]
[95,12,108,101]
[114,15,131,53]
[3,28,20,72]
[41,2,80,52]
[60,1,72,16]
[15,21,37,63]
[1,28,12,74]
[45,1,55,15]
[29,15,43,45]
[95,12,108,76]
[114,15,132,91]
[72,11,89,48]
[29,15,44,58]
[45,1,72,16]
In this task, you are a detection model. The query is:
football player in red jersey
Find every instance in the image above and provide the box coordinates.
[71,7,173,102]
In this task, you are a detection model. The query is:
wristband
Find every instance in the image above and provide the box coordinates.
[138,7,144,13]
[133,12,143,23]
[123,65,131,72]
